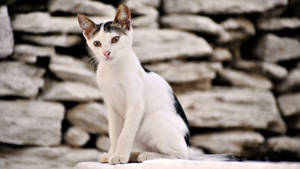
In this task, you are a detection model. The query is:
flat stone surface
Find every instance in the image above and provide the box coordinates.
[0,61,45,97]
[50,55,97,86]
[0,100,65,146]
[258,17,300,31]
[74,160,300,169]
[22,34,82,47]
[278,93,300,117]
[48,0,115,16]
[163,0,288,14]
[1,146,100,169]
[65,126,90,147]
[133,29,212,63]
[267,136,300,157]
[42,81,102,102]
[67,102,108,134]
[255,34,300,63]
[177,87,286,133]
[146,61,216,83]
[190,130,264,155]
[12,12,111,33]
[218,68,273,90]
[13,44,55,63]
[161,14,223,36]
[0,6,14,58]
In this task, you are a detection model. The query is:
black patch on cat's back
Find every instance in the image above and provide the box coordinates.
[172,93,190,146]
[142,66,150,73]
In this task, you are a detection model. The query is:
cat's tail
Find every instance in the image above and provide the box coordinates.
[188,148,238,161]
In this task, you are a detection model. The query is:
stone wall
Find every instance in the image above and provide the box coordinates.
[1,0,300,168]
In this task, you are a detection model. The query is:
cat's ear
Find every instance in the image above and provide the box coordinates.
[78,14,97,39]
[113,4,131,30]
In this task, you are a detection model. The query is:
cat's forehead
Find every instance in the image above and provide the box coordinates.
[93,21,127,37]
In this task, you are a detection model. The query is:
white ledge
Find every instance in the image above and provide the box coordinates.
[74,159,300,169]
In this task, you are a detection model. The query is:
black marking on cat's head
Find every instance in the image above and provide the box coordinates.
[92,23,103,36]
[103,21,127,35]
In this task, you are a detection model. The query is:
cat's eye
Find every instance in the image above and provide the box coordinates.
[111,36,120,44]
[93,41,101,47]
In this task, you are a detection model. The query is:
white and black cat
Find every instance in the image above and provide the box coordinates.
[78,4,230,165]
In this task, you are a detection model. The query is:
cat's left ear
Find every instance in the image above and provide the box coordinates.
[113,4,131,30]
[78,14,97,39]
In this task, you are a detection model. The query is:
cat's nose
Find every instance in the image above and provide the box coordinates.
[103,51,111,58]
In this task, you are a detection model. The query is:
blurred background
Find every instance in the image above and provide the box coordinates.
[0,0,300,168]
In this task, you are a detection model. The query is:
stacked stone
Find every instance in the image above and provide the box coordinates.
[1,0,300,168]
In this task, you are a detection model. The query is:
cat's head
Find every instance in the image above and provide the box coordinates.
[78,4,132,62]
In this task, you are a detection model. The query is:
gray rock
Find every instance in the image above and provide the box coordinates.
[0,62,45,97]
[190,130,264,155]
[267,136,300,157]
[42,81,102,102]
[96,135,110,152]
[161,14,224,36]
[48,0,115,16]
[277,67,300,92]
[258,17,300,31]
[130,6,159,28]
[50,55,97,86]
[1,146,100,169]
[12,12,111,33]
[255,34,300,62]
[218,68,273,89]
[178,87,286,133]
[233,60,288,79]
[13,44,55,63]
[0,6,14,58]
[146,61,216,84]
[22,34,82,47]
[163,0,288,14]
[133,29,212,62]
[64,126,90,147]
[67,102,108,134]
[211,47,232,62]
[124,0,160,8]
[218,17,255,43]
[0,100,65,146]
[278,93,300,117]
[261,62,288,79]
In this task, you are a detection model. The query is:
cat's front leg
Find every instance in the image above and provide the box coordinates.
[99,105,123,163]
[109,96,145,164]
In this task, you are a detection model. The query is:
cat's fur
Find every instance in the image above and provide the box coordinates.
[78,4,227,165]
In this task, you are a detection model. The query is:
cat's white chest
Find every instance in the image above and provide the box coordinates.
[97,68,127,116]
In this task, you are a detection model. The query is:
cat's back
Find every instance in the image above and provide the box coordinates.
[142,67,174,112]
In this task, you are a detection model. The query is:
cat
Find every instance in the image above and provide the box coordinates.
[78,4,230,165]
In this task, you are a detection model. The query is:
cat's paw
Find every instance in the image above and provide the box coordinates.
[98,152,109,163]
[109,154,129,164]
